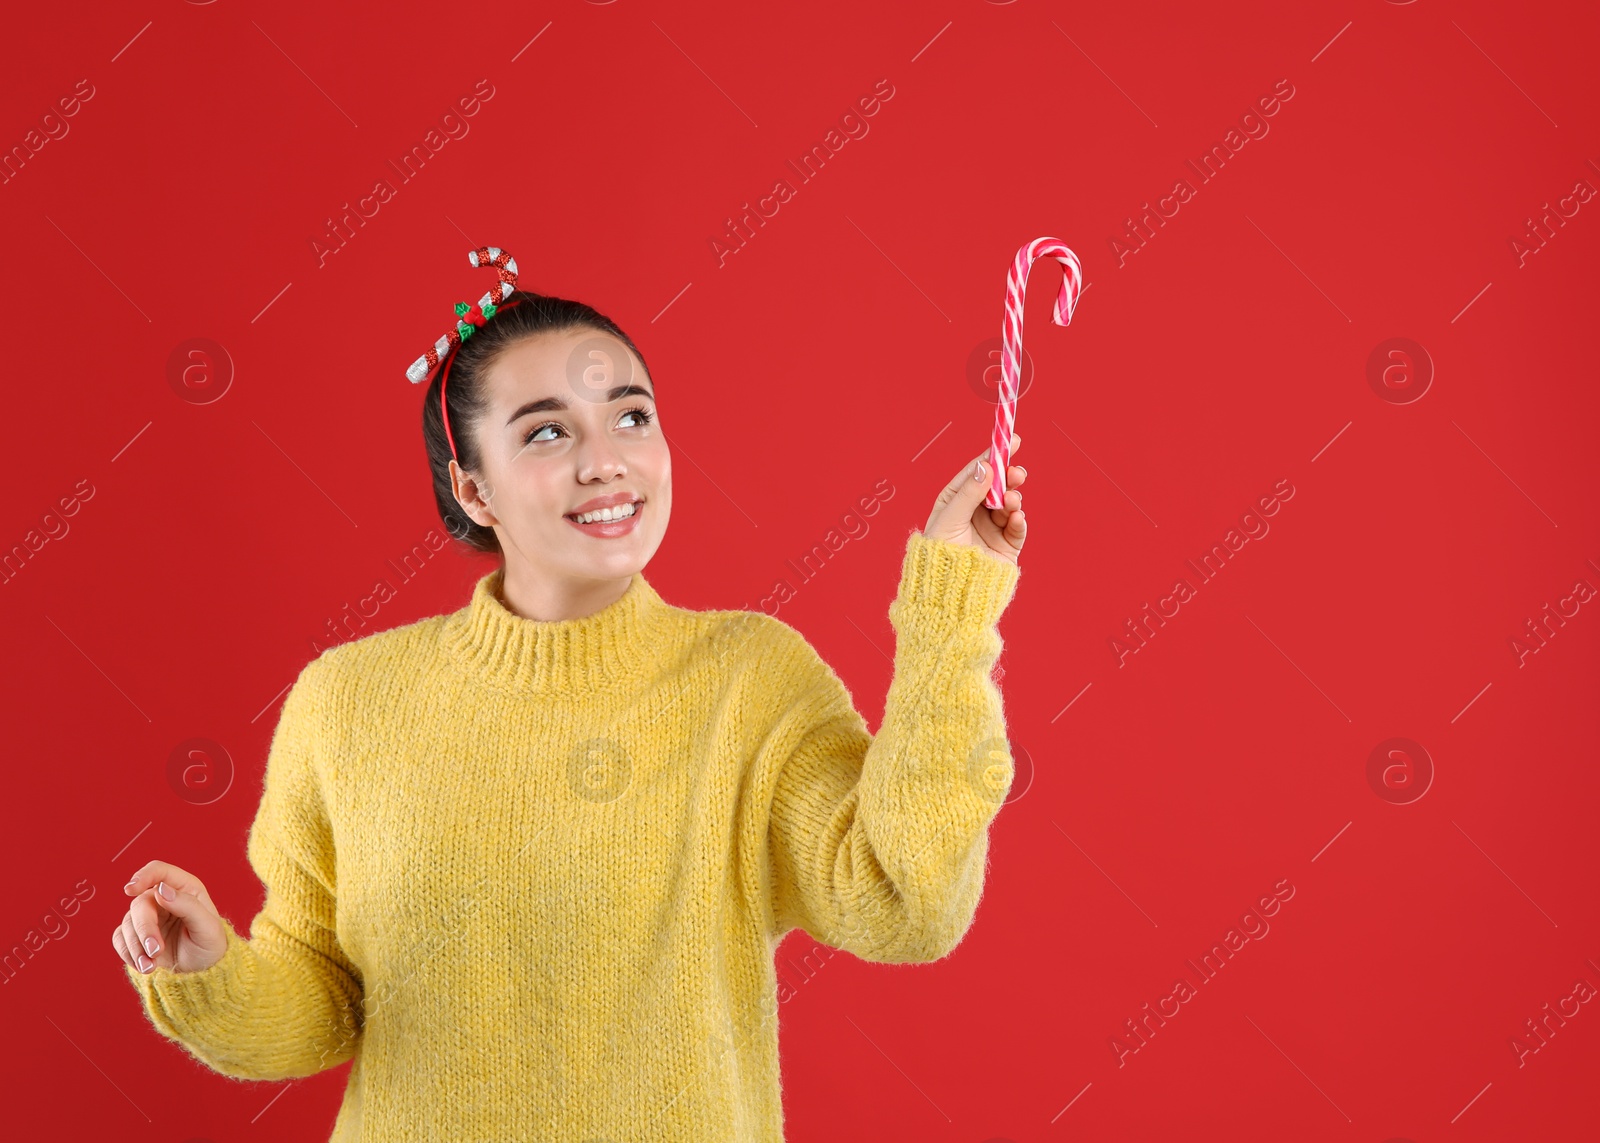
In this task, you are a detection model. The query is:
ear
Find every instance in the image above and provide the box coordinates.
[450,461,500,528]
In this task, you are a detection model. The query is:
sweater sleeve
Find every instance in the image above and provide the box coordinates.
[753,531,1022,964]
[123,657,365,1080]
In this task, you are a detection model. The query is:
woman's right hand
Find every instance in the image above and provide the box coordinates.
[114,862,229,975]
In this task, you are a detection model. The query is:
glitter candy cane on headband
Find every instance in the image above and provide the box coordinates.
[987,238,1083,509]
[406,246,524,462]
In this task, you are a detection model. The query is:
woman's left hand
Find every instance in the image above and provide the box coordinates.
[921,432,1026,566]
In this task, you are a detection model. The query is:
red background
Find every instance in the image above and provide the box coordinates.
[3,1,1596,1140]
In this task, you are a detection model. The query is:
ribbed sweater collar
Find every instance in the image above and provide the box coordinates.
[442,566,677,694]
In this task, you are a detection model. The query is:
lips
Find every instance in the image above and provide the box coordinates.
[564,503,641,525]
[565,492,644,518]
[563,500,644,537]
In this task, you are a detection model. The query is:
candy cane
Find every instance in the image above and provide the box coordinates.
[404,246,520,384]
[987,238,1083,508]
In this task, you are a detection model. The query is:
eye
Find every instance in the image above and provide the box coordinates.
[521,405,655,446]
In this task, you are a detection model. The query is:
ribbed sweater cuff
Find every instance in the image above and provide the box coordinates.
[125,914,254,1026]
[891,531,1021,635]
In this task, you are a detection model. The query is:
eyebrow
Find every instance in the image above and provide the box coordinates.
[504,384,656,426]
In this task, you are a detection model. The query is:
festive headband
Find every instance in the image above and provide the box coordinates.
[406,245,523,462]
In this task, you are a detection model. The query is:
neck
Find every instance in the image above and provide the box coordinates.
[443,565,676,694]
[497,562,635,623]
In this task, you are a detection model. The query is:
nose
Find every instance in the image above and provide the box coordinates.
[574,430,627,484]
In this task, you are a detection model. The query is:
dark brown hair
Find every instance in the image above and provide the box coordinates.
[422,289,651,554]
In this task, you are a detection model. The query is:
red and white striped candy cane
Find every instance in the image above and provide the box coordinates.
[404,246,520,384]
[987,238,1083,508]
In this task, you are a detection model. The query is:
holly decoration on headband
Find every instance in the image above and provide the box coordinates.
[454,299,500,342]
[405,246,520,383]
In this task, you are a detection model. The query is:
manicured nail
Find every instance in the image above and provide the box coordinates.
[123,880,137,894]
[144,936,159,956]
[158,881,175,901]
[137,955,153,972]
[974,460,986,481]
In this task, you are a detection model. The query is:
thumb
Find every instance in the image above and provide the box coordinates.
[151,879,227,958]
[926,450,997,540]
[929,452,982,514]
[927,433,1019,539]
[962,453,997,509]
[951,436,1015,511]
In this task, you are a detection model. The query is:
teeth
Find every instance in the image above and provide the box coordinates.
[571,502,638,525]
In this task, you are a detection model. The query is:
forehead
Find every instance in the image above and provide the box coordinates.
[483,328,646,405]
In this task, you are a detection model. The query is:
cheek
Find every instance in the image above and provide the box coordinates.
[639,449,671,517]
[641,440,672,485]
[499,469,567,523]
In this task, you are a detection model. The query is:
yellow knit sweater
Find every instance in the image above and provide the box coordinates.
[124,530,1021,1141]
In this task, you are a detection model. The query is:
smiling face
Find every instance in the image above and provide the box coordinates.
[450,326,671,607]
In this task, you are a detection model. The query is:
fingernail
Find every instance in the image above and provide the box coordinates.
[144,936,159,956]
[158,881,175,901]
[974,460,986,481]
[123,880,137,894]
[137,955,153,972]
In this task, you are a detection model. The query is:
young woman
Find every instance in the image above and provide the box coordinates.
[114,267,1029,1141]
